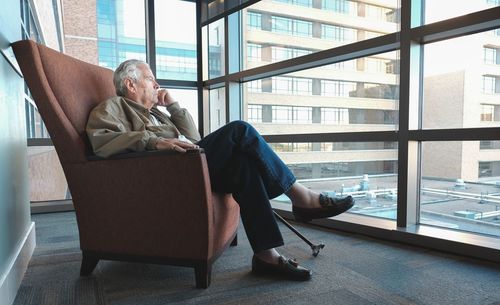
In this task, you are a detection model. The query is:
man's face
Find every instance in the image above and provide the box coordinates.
[130,64,159,109]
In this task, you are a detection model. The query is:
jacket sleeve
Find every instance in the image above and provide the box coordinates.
[86,106,161,158]
[166,102,201,142]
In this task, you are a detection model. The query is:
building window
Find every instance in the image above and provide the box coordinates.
[271,16,312,37]
[247,43,262,61]
[484,47,498,65]
[486,0,500,6]
[365,4,393,21]
[365,57,390,73]
[247,105,263,122]
[322,0,356,15]
[321,108,349,124]
[272,76,312,95]
[324,59,356,70]
[482,76,498,94]
[481,104,497,121]
[247,79,262,92]
[479,162,492,177]
[272,105,293,123]
[247,11,261,29]
[293,106,312,124]
[271,46,311,62]
[321,79,357,97]
[271,106,312,124]
[321,24,356,42]
[274,0,313,8]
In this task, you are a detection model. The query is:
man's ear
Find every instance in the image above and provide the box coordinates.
[124,78,136,94]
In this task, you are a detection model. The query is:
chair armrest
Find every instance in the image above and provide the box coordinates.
[86,148,205,161]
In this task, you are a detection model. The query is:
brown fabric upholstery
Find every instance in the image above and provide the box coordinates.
[12,39,239,288]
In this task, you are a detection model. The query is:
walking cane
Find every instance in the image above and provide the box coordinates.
[273,211,325,257]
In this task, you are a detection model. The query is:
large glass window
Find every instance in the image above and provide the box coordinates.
[425,0,500,24]
[423,32,500,129]
[242,0,399,69]
[421,141,500,237]
[269,141,398,221]
[208,18,225,79]
[97,0,146,70]
[243,51,399,135]
[154,0,197,81]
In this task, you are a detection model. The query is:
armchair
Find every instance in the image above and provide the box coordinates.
[12,39,240,288]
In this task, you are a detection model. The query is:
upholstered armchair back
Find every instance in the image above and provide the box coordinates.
[12,39,115,163]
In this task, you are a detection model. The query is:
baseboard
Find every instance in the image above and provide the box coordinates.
[0,222,36,305]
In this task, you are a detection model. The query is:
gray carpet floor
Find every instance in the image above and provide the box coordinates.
[13,211,500,305]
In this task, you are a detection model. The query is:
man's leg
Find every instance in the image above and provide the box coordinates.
[197,120,296,199]
[227,156,284,253]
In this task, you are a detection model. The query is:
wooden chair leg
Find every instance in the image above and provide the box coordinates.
[194,263,212,289]
[230,234,238,246]
[80,252,99,276]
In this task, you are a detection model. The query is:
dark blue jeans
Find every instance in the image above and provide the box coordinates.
[197,120,296,253]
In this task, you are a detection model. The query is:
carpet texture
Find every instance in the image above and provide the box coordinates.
[13,212,500,305]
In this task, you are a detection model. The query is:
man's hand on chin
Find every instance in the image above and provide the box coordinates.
[157,89,176,107]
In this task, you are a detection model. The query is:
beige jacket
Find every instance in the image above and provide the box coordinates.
[86,96,201,157]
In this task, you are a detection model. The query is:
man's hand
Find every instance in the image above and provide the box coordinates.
[156,138,199,153]
[157,89,177,107]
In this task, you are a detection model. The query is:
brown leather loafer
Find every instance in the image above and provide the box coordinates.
[252,255,312,281]
[292,194,355,223]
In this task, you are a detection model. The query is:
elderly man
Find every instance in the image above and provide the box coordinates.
[86,59,354,281]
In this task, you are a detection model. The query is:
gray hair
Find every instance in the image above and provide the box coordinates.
[113,59,149,96]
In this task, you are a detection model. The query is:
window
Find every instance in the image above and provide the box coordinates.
[365,4,393,21]
[321,80,356,97]
[208,19,225,79]
[271,46,311,62]
[484,47,497,65]
[481,104,495,121]
[274,0,313,8]
[271,16,312,37]
[96,0,146,71]
[483,76,497,94]
[211,0,500,252]
[322,0,356,15]
[247,11,262,29]
[324,59,356,70]
[479,161,493,177]
[321,24,356,42]
[272,76,312,95]
[247,79,262,92]
[272,106,293,123]
[321,108,349,124]
[271,106,312,124]
[248,105,263,122]
[154,0,197,81]
[247,43,262,61]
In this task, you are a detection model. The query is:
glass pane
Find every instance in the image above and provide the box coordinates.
[243,0,400,70]
[157,88,199,129]
[425,0,499,24]
[210,87,226,132]
[208,18,225,79]
[422,31,500,129]
[243,51,400,135]
[97,0,146,69]
[155,0,197,81]
[270,141,398,221]
[421,141,500,237]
